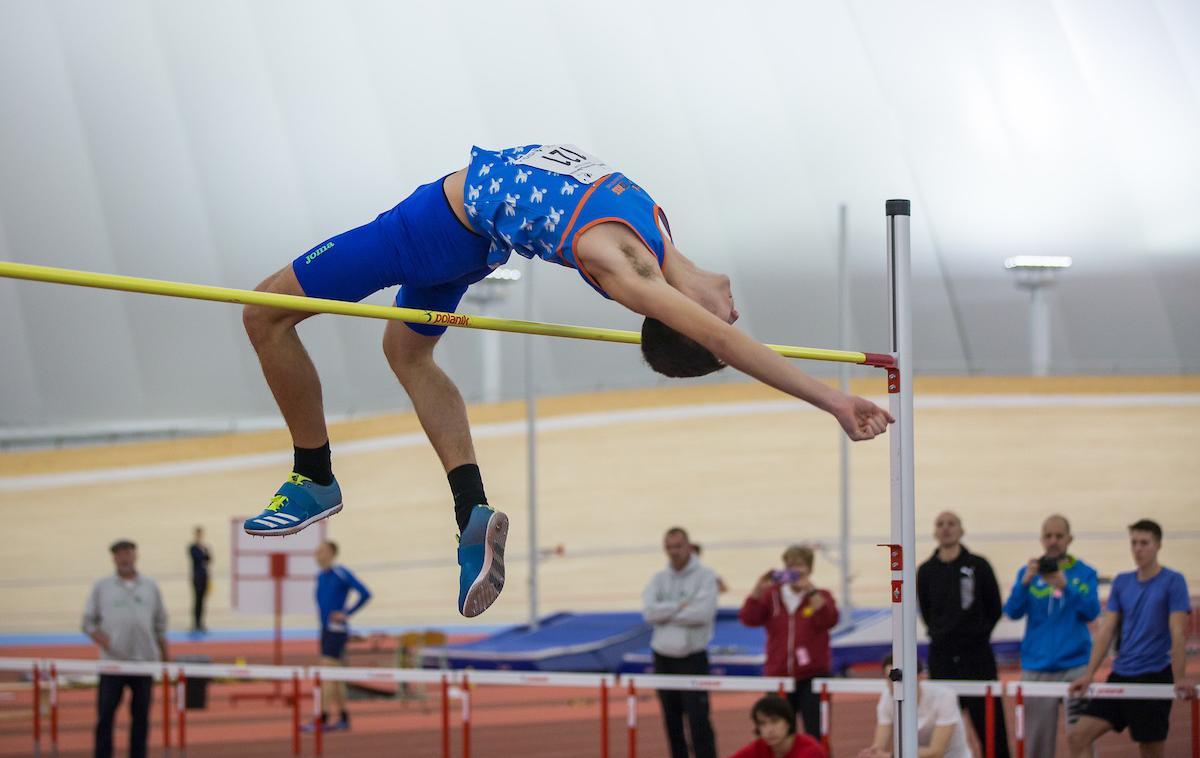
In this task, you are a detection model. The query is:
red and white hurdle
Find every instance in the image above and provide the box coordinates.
[7,657,1198,757]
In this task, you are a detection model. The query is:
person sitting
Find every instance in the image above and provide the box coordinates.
[858,655,970,758]
[726,695,827,758]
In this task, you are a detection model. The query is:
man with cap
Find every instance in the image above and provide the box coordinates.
[82,539,169,758]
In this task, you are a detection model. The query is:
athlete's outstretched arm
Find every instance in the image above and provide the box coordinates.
[582,241,893,441]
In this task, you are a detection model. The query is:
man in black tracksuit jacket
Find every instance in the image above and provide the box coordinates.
[917,511,1011,758]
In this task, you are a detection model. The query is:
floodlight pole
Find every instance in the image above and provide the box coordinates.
[1005,257,1071,377]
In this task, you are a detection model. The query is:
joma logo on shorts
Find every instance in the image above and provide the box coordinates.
[304,242,334,264]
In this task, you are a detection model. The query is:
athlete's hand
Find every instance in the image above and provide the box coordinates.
[834,395,894,441]
[1176,679,1196,700]
[1068,672,1093,697]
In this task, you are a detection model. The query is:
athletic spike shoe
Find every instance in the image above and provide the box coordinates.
[456,504,509,617]
[243,473,342,536]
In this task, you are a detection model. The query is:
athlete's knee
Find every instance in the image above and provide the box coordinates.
[243,269,306,341]
[382,327,438,378]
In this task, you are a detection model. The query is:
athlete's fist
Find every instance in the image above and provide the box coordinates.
[834,395,894,441]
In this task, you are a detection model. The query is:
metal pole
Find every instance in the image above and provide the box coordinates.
[886,199,919,757]
[481,321,502,404]
[291,673,301,757]
[32,663,40,757]
[161,667,171,754]
[599,679,609,758]
[1029,286,1049,376]
[837,203,852,619]
[525,259,540,630]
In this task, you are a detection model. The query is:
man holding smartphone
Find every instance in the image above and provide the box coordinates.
[1002,514,1100,757]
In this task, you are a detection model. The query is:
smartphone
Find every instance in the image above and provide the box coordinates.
[1037,556,1060,575]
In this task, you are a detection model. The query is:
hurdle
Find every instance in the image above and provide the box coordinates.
[0,198,920,751]
[1007,680,1200,758]
[617,673,793,758]
[814,677,1003,758]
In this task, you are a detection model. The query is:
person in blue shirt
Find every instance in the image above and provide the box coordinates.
[238,144,894,621]
[307,540,371,733]
[1067,519,1193,758]
[1002,514,1099,757]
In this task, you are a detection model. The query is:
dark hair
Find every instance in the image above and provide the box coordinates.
[324,540,339,556]
[640,318,725,378]
[750,695,796,736]
[1128,519,1163,542]
[664,527,690,542]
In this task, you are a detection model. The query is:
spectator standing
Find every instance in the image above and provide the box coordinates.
[739,545,839,739]
[642,527,720,758]
[188,526,211,633]
[1067,519,1193,758]
[306,540,371,732]
[1002,514,1100,756]
[82,539,168,758]
[916,511,1010,758]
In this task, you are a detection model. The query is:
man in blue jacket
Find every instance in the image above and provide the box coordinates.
[1003,514,1099,756]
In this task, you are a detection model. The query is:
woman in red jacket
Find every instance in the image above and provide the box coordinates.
[738,545,839,739]
[727,695,827,758]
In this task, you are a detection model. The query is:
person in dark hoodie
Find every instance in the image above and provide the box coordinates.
[739,544,839,740]
[916,511,1010,758]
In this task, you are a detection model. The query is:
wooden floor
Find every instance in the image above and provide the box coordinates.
[1,376,1198,634]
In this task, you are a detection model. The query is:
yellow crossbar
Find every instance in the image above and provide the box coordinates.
[0,261,890,366]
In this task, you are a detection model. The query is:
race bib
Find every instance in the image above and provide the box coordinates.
[514,144,612,184]
[795,646,811,667]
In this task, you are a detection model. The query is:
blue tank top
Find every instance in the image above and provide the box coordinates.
[463,144,672,298]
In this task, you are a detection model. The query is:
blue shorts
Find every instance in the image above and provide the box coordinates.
[319,628,349,659]
[291,177,493,336]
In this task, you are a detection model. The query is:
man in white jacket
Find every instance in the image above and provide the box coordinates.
[642,527,720,758]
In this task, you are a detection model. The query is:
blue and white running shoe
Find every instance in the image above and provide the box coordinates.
[457,505,509,617]
[243,473,342,536]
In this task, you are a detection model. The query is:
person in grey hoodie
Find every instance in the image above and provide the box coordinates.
[82,539,168,758]
[642,526,720,758]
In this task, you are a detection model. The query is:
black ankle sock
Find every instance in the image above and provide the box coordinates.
[293,442,333,486]
[340,710,349,724]
[448,463,488,532]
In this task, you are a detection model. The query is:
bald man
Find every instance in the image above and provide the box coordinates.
[917,512,1010,758]
[1003,515,1099,758]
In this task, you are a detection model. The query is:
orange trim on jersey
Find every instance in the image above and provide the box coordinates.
[570,217,665,294]
[554,174,613,259]
[653,204,672,275]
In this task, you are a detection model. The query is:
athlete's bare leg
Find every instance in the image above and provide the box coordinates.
[242,266,328,448]
[1067,715,1111,758]
[382,320,477,472]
